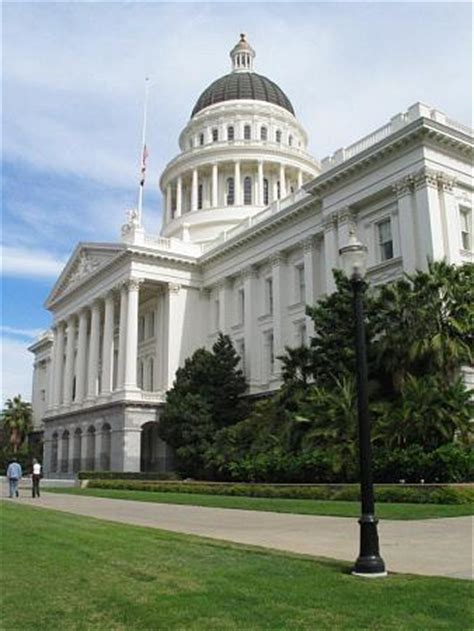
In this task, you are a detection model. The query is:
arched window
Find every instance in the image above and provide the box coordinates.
[199,133,204,146]
[51,432,58,473]
[276,130,282,143]
[86,426,96,471]
[73,428,82,473]
[263,178,269,206]
[198,184,203,210]
[260,126,268,141]
[100,423,112,471]
[226,177,235,206]
[61,430,70,473]
[227,126,235,141]
[244,125,251,141]
[288,135,293,147]
[244,176,252,205]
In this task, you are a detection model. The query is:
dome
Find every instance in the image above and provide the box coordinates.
[191,71,295,117]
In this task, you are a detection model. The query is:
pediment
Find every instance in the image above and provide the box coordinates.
[45,242,125,307]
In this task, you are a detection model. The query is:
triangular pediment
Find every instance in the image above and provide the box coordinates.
[45,242,125,307]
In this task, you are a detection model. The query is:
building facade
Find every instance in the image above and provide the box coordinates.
[29,35,473,477]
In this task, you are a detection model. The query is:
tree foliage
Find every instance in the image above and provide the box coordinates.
[1,395,32,453]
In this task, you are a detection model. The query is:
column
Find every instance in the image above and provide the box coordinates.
[80,430,88,471]
[124,279,141,390]
[234,161,241,205]
[176,176,182,218]
[413,168,444,268]
[242,267,259,387]
[191,168,198,211]
[271,253,288,375]
[279,164,287,198]
[212,163,218,207]
[74,308,89,404]
[439,175,462,265]
[302,237,316,338]
[218,279,232,334]
[393,177,418,273]
[162,283,185,389]
[323,213,338,294]
[257,160,264,206]
[52,323,65,408]
[166,184,172,221]
[117,284,128,390]
[86,301,101,400]
[101,291,115,397]
[63,315,76,406]
[297,169,303,189]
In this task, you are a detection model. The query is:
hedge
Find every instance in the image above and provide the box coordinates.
[84,479,474,505]
[78,471,179,481]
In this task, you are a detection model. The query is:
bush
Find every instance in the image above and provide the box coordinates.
[85,479,474,505]
[78,471,180,481]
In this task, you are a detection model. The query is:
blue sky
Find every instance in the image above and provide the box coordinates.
[2,1,472,402]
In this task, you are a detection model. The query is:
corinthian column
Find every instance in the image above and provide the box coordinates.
[234,161,241,205]
[86,301,101,400]
[63,315,76,406]
[117,284,128,390]
[279,164,287,198]
[257,160,264,206]
[74,308,89,404]
[191,168,198,211]
[124,279,142,390]
[212,164,218,207]
[52,322,66,408]
[101,291,115,397]
[176,176,183,218]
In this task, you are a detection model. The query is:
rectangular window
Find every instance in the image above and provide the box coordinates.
[244,125,251,140]
[378,219,394,261]
[265,278,273,315]
[237,289,245,324]
[460,208,472,250]
[296,322,307,347]
[149,311,156,338]
[296,264,305,303]
[212,128,218,142]
[198,184,203,210]
[264,331,275,378]
[215,300,220,330]
[138,316,146,342]
[237,339,246,375]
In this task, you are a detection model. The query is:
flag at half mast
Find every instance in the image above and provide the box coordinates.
[140,144,149,187]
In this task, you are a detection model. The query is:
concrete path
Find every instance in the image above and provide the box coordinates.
[3,489,472,580]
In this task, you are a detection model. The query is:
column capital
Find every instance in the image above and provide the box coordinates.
[337,206,356,225]
[301,236,316,253]
[413,167,439,191]
[392,175,413,198]
[241,265,258,281]
[438,173,456,193]
[269,251,286,268]
[168,282,181,294]
[323,211,338,231]
[126,278,143,292]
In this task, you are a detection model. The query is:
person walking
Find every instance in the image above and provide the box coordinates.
[6,458,22,498]
[32,458,42,498]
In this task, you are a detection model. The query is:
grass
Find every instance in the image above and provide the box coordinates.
[1,502,472,630]
[47,487,474,520]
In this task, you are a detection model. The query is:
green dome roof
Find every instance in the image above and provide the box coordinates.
[191,72,295,118]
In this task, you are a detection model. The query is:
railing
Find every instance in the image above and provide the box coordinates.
[143,235,201,256]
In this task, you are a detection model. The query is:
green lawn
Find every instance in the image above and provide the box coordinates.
[48,487,474,520]
[1,502,472,631]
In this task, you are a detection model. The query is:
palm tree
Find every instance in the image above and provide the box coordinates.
[1,395,32,453]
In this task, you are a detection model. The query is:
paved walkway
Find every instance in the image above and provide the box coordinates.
[3,488,472,580]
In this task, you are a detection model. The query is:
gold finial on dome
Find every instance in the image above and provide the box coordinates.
[230,33,255,72]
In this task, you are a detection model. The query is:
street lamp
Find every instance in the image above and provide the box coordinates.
[339,230,387,578]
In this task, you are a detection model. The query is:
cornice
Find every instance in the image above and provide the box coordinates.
[306,118,472,196]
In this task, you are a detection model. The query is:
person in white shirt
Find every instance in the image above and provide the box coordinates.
[32,459,42,498]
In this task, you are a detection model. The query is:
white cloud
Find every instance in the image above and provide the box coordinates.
[1,245,66,279]
[0,326,44,340]
[1,338,33,404]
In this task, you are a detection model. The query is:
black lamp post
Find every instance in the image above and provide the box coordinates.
[339,231,387,578]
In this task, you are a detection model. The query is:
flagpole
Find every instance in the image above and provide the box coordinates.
[137,77,150,226]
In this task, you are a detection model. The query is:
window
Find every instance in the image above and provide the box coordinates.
[199,133,204,146]
[198,184,203,210]
[138,360,144,389]
[244,176,252,205]
[460,208,472,250]
[148,311,155,338]
[237,339,246,375]
[265,278,273,315]
[215,300,220,330]
[244,124,251,140]
[212,128,218,142]
[378,219,394,261]
[237,288,245,324]
[227,126,235,141]
[260,126,268,141]
[263,178,269,206]
[288,135,293,147]
[296,322,307,347]
[226,177,235,206]
[277,181,281,200]
[276,130,282,143]
[264,331,275,378]
[296,264,305,303]
[148,358,154,391]
[138,316,146,342]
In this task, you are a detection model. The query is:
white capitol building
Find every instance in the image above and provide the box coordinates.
[29,35,473,477]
